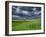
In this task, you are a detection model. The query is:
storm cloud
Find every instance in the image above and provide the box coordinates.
[12,6,41,20]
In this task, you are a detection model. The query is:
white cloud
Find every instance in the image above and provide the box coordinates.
[22,10,29,15]
[32,8,37,11]
[34,11,41,15]
[12,15,20,18]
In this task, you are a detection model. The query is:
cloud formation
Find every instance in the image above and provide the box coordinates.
[12,6,41,20]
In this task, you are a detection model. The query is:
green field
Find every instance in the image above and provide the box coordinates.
[12,18,41,31]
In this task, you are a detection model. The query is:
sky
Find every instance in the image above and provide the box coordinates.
[12,6,41,20]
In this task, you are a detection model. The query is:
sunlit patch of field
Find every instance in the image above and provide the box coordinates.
[12,18,41,31]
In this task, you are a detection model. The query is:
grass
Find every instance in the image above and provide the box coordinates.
[12,18,41,31]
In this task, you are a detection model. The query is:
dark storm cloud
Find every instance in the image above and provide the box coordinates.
[12,6,41,20]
